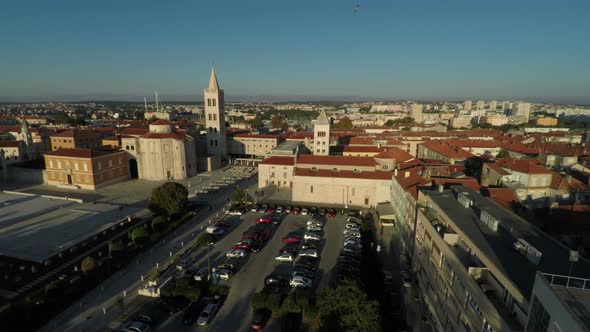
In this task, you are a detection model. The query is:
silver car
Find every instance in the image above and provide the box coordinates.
[304,232,321,241]
[299,248,319,258]
[343,230,361,238]
[197,302,220,326]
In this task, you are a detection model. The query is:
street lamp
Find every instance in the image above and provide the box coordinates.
[207,241,214,276]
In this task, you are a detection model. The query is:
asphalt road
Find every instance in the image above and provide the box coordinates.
[116,208,348,332]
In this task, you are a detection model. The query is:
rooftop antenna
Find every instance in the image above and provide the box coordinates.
[155,90,159,111]
[144,97,148,113]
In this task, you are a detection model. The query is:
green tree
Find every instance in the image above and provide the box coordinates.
[317,281,382,332]
[333,117,353,129]
[249,116,264,128]
[148,182,188,216]
[131,227,149,246]
[81,256,97,274]
[233,188,252,206]
[151,215,167,232]
[496,149,510,158]
[270,115,285,129]
[280,121,289,131]
[196,233,216,247]
[384,119,395,126]
[108,239,125,256]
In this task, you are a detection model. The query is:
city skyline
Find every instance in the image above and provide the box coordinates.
[1,0,590,104]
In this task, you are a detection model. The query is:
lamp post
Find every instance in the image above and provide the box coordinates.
[207,241,214,276]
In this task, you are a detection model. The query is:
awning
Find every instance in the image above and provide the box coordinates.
[376,202,395,221]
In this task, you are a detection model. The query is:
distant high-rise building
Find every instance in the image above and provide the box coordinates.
[489,100,498,111]
[476,100,485,110]
[464,100,472,111]
[204,67,227,160]
[511,102,531,121]
[410,104,424,123]
[313,110,330,155]
[503,101,512,112]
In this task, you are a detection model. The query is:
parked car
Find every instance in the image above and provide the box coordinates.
[342,247,362,257]
[123,321,152,332]
[250,205,259,212]
[343,240,362,249]
[217,269,233,280]
[251,239,264,252]
[280,244,298,255]
[182,301,203,325]
[197,301,220,326]
[290,275,312,288]
[285,206,293,214]
[281,234,301,244]
[319,208,327,216]
[226,249,247,258]
[327,209,336,218]
[264,274,289,286]
[346,222,361,229]
[309,207,318,216]
[293,207,301,215]
[266,205,274,213]
[228,208,244,216]
[306,219,323,227]
[176,258,189,271]
[306,224,322,232]
[343,230,361,238]
[338,255,360,266]
[384,271,394,287]
[193,267,210,281]
[260,204,268,212]
[206,225,224,236]
[135,314,155,326]
[292,268,314,279]
[347,216,362,224]
[295,261,317,272]
[299,248,320,258]
[301,242,319,251]
[301,208,309,216]
[337,262,360,273]
[275,253,294,263]
[256,217,272,224]
[303,232,321,241]
[217,263,236,272]
[215,219,231,228]
[159,296,190,316]
[250,309,271,330]
[233,239,254,251]
[276,206,284,214]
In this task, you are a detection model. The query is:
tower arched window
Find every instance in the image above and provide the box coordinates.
[207,99,211,107]
[214,128,217,133]
[212,99,216,107]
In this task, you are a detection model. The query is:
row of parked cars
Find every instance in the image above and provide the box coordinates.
[249,204,338,218]
[334,216,364,284]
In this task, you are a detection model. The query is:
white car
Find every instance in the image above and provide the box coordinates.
[275,253,294,263]
[276,206,284,214]
[344,226,360,233]
[343,240,362,249]
[304,232,321,241]
[347,217,362,224]
[306,220,323,227]
[299,249,319,258]
[301,208,309,216]
[343,230,361,238]
[290,275,312,288]
[217,269,233,280]
[346,222,360,229]
[306,224,322,232]
[228,209,243,216]
[206,225,225,235]
[226,249,247,258]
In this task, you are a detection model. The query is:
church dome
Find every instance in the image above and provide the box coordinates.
[149,119,173,133]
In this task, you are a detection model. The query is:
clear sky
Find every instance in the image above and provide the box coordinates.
[1,0,589,103]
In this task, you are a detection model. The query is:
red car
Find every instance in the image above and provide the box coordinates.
[292,207,301,215]
[233,239,253,251]
[327,209,336,218]
[250,309,270,330]
[256,217,272,224]
[243,233,259,241]
[281,234,301,244]
[266,207,274,213]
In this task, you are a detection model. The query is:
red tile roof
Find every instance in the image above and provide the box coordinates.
[44,148,123,158]
[374,147,416,162]
[495,158,552,175]
[550,171,588,191]
[394,173,432,199]
[432,178,481,191]
[259,156,295,166]
[297,155,378,167]
[118,127,149,136]
[0,125,22,133]
[0,140,23,148]
[50,129,99,138]
[419,140,474,159]
[482,188,521,211]
[150,119,171,125]
[295,168,393,180]
[343,145,386,153]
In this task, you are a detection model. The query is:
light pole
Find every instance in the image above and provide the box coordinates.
[207,241,214,276]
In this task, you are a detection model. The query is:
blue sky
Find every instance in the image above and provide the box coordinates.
[1,0,589,103]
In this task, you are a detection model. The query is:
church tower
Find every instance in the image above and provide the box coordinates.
[204,67,227,160]
[313,110,330,155]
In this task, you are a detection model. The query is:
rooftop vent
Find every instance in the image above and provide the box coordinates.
[513,238,543,265]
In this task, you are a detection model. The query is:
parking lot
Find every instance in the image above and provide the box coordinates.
[117,204,352,332]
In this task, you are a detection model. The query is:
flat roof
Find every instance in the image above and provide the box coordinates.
[423,186,590,298]
[552,285,590,329]
[273,140,301,151]
[0,193,142,263]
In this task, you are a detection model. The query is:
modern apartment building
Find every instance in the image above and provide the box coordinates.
[412,186,590,331]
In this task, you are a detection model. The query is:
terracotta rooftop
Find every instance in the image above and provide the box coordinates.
[394,173,432,199]
[140,132,186,140]
[432,177,481,192]
[495,158,553,175]
[118,127,149,136]
[374,147,416,162]
[44,148,123,159]
[150,119,171,125]
[550,171,588,191]
[0,125,22,133]
[482,188,521,211]
[297,155,378,167]
[259,156,295,166]
[50,129,99,138]
[0,140,23,148]
[295,168,393,180]
[419,140,474,159]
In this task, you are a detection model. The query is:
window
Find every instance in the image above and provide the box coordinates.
[49,160,54,168]
[75,174,80,181]
[208,114,212,121]
[83,163,88,171]
[310,185,314,193]
[84,175,89,182]
[126,145,129,150]
[108,160,113,167]
[131,145,134,150]
[74,162,79,170]
[98,162,102,170]
[213,114,217,121]
[212,99,216,107]
[210,140,214,146]
[352,188,355,196]
[57,161,61,169]
[215,140,218,146]
[207,98,211,107]
[118,158,122,165]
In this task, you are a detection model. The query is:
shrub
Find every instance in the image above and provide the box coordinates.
[266,293,282,312]
[279,293,301,315]
[207,284,230,297]
[196,233,216,247]
[81,256,97,274]
[251,292,268,310]
[131,227,149,246]
[151,216,167,232]
[108,239,125,256]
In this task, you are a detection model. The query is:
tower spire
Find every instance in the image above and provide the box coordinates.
[208,67,220,91]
